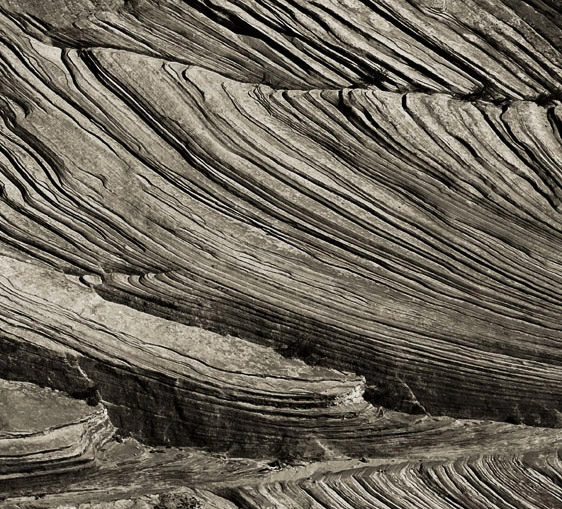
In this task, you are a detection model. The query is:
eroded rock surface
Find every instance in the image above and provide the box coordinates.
[0,0,561,507]
[0,379,114,487]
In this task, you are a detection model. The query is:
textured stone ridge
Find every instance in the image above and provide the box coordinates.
[0,254,382,459]
[0,379,114,484]
[2,412,562,507]
[0,0,562,507]
[224,449,562,509]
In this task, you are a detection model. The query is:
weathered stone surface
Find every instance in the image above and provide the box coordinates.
[0,19,561,424]
[2,414,561,507]
[0,379,114,486]
[0,0,561,507]
[4,0,562,98]
[0,254,384,459]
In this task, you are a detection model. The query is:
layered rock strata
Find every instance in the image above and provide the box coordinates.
[3,411,561,508]
[0,379,114,487]
[0,254,380,458]
[4,0,562,98]
[0,0,561,507]
[225,448,562,509]
[0,12,561,425]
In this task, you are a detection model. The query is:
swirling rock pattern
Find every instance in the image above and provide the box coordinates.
[0,254,384,459]
[0,379,114,486]
[0,0,561,507]
[3,413,562,507]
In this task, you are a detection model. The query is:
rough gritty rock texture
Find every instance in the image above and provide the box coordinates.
[0,0,561,507]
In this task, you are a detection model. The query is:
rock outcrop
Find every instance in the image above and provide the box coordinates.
[0,0,561,507]
[0,379,114,488]
[5,0,562,98]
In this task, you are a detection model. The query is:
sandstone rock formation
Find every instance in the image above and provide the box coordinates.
[0,380,114,487]
[0,0,561,507]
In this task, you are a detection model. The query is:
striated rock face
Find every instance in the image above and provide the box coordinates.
[0,379,114,486]
[4,0,562,97]
[225,448,562,509]
[0,254,382,458]
[3,408,562,507]
[0,0,561,507]
[1,12,561,425]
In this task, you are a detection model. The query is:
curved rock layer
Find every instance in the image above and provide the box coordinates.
[0,254,381,458]
[7,251,559,465]
[1,0,562,507]
[0,13,561,425]
[3,415,562,507]
[0,379,114,484]
[3,0,562,98]
[226,449,562,509]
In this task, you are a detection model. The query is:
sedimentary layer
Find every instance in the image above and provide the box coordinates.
[3,0,562,98]
[1,0,561,507]
[0,253,381,458]
[0,14,561,425]
[0,379,114,485]
[223,447,562,509]
[3,412,562,508]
